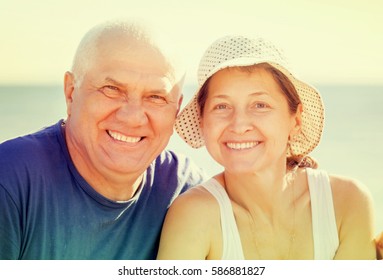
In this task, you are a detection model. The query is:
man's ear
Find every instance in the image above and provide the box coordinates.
[176,94,183,116]
[64,71,75,116]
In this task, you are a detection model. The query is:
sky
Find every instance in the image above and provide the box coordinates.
[0,0,382,86]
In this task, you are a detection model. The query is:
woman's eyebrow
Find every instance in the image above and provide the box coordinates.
[210,91,269,99]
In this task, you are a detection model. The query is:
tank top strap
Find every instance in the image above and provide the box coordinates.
[200,178,245,260]
[306,168,339,259]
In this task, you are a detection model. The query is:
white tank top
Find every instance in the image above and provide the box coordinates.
[200,168,339,259]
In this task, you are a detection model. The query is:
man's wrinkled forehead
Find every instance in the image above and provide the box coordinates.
[140,75,175,93]
[102,70,176,94]
[98,30,184,82]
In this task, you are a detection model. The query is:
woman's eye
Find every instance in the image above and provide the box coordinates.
[214,104,228,110]
[254,102,269,109]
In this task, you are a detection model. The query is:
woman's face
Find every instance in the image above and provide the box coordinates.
[200,67,301,174]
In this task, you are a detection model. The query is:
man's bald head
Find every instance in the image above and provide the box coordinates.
[71,20,185,87]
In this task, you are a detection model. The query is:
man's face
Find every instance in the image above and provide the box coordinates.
[64,39,182,183]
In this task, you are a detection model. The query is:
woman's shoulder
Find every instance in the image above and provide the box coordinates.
[304,168,374,224]
[170,180,222,216]
[328,173,372,203]
[157,179,222,259]
[326,173,376,259]
[328,173,374,232]
[305,168,371,201]
[164,179,224,241]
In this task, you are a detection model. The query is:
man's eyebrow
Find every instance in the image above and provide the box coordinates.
[146,89,169,95]
[103,77,125,87]
[102,77,175,98]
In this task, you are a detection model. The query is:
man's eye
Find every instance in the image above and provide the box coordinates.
[100,86,121,97]
[148,95,167,104]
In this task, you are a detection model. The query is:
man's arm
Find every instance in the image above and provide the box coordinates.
[0,185,21,259]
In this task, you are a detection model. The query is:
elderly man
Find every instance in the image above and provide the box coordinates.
[0,20,206,259]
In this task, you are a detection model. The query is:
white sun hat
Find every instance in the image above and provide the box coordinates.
[175,35,324,157]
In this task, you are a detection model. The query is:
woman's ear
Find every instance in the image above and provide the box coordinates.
[290,103,303,137]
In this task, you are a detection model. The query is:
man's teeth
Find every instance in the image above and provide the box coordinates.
[108,130,141,143]
[226,142,259,150]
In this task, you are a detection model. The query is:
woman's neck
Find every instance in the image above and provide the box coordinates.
[218,162,292,214]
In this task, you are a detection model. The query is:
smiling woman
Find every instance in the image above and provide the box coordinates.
[157,35,377,260]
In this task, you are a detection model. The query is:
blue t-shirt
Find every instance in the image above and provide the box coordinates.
[0,121,206,259]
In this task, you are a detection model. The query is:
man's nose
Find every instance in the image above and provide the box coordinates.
[115,99,148,127]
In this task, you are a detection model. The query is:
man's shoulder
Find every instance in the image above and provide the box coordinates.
[155,149,190,165]
[0,122,63,172]
[155,150,206,176]
[0,122,65,205]
[1,122,60,152]
[148,150,207,190]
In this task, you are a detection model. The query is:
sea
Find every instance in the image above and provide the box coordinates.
[1,84,382,233]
